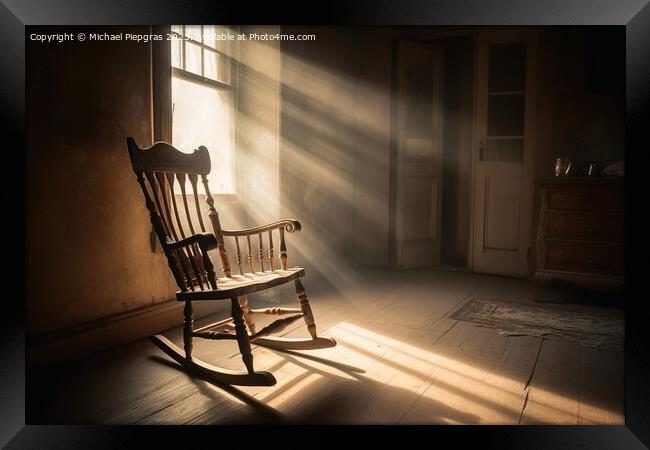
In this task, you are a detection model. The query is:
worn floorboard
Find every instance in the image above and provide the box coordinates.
[27,269,624,425]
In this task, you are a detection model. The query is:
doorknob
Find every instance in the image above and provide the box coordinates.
[479,141,485,161]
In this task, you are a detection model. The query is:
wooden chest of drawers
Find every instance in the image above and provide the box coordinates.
[534,178,624,290]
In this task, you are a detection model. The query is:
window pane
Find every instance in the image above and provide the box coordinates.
[217,55,231,85]
[215,26,233,54]
[204,49,218,81]
[185,25,202,43]
[172,77,234,193]
[171,37,182,69]
[185,42,202,76]
[204,51,230,85]
[487,93,525,136]
[488,42,527,92]
[203,25,217,49]
[171,25,182,35]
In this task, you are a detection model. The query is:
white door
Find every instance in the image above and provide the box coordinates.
[394,41,444,268]
[471,30,538,277]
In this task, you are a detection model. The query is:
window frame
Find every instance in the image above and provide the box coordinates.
[170,25,235,90]
[169,25,240,196]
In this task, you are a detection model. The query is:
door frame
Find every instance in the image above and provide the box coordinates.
[389,27,540,274]
[392,40,445,269]
[389,30,478,269]
[469,28,539,277]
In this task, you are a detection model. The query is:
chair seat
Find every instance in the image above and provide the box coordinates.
[177,267,305,301]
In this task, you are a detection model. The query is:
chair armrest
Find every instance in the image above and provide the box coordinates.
[167,232,219,252]
[221,219,301,237]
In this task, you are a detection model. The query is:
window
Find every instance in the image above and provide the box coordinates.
[171,25,237,194]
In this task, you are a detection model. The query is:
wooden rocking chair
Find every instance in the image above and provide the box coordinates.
[126,137,336,386]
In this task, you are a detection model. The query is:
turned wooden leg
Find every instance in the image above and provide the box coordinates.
[232,297,254,374]
[183,301,193,360]
[295,279,317,339]
[239,295,256,333]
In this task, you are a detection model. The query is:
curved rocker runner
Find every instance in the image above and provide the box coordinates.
[127,137,336,387]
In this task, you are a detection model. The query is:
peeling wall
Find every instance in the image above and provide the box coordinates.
[26,26,178,335]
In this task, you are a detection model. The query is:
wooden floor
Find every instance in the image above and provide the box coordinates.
[28,269,624,425]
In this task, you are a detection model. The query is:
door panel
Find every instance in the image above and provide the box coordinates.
[472,30,538,277]
[484,177,520,250]
[394,41,444,268]
[403,138,434,159]
[403,177,438,240]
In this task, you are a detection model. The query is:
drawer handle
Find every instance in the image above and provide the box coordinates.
[587,257,601,264]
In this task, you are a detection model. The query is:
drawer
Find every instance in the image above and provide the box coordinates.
[548,186,624,212]
[545,241,624,274]
[546,212,624,242]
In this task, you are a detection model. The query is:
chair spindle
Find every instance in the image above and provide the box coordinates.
[189,173,206,233]
[258,233,265,272]
[279,227,287,270]
[268,230,275,271]
[148,172,195,290]
[246,235,255,273]
[136,172,187,291]
[201,175,232,277]
[235,236,244,274]
[169,173,205,290]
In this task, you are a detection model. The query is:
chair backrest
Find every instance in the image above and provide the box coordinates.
[126,137,221,292]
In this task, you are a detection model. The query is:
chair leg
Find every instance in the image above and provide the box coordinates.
[151,335,277,386]
[295,279,317,339]
[183,301,193,360]
[239,295,256,333]
[231,297,255,374]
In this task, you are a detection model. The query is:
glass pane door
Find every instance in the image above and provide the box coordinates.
[484,42,527,162]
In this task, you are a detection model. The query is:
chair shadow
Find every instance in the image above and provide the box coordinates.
[266,349,481,424]
[149,355,286,424]
[150,351,481,425]
[261,347,366,374]
[148,343,367,423]
[294,372,482,425]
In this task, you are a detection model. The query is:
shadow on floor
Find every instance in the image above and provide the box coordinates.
[147,348,481,425]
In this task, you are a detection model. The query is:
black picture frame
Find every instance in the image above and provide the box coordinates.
[4,0,649,448]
